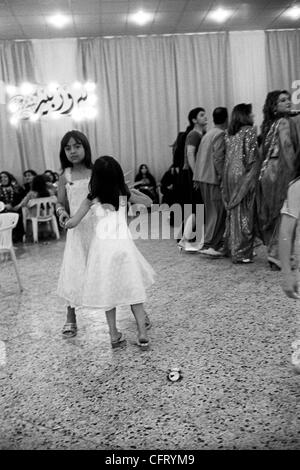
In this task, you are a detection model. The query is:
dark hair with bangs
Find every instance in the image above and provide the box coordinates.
[228,103,253,136]
[59,130,93,171]
[88,156,128,210]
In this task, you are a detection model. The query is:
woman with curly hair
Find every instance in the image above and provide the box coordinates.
[257,90,299,270]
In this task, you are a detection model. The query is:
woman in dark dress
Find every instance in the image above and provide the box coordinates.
[134,164,158,203]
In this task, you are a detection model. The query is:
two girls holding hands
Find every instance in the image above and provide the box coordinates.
[56,131,154,349]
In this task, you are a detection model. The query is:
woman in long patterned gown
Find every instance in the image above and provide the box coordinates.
[222,103,260,263]
[257,90,299,270]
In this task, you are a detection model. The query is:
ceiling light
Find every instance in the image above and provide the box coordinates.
[47,13,71,28]
[285,6,300,19]
[130,10,153,26]
[209,8,231,23]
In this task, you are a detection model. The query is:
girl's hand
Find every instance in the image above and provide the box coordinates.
[58,210,69,228]
[281,272,300,299]
[64,218,77,229]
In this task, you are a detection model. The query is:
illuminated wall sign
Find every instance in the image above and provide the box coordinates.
[6,81,98,125]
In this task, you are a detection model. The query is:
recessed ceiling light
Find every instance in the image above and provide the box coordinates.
[209,7,231,23]
[130,10,153,26]
[47,13,71,28]
[285,6,300,19]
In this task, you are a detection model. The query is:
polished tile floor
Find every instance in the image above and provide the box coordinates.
[0,223,300,450]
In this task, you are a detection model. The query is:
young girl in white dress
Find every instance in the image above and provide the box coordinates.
[279,161,300,373]
[65,156,155,349]
[56,130,94,338]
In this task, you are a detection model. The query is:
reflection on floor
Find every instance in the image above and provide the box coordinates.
[0,230,300,449]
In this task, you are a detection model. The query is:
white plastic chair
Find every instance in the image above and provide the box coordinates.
[22,196,60,243]
[0,213,23,292]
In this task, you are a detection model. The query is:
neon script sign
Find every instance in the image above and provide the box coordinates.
[7,82,97,124]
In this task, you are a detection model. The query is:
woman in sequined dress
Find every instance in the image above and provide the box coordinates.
[257,90,299,270]
[222,103,260,263]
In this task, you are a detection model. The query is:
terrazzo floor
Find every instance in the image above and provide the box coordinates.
[0,214,300,450]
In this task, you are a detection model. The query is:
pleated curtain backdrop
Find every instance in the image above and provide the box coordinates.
[266,30,300,99]
[0,41,45,178]
[77,33,232,181]
[229,31,268,129]
[0,29,299,182]
[31,38,78,174]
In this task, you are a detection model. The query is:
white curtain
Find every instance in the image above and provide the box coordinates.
[174,33,232,130]
[0,41,45,180]
[229,31,267,129]
[77,33,232,183]
[0,30,299,184]
[265,30,300,112]
[78,36,179,180]
[31,39,78,174]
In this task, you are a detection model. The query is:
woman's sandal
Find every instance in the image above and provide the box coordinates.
[111,332,126,349]
[62,322,77,338]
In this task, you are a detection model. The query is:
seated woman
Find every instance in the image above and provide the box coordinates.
[14,174,53,241]
[43,170,58,195]
[0,171,25,242]
[23,169,37,195]
[14,174,52,213]
[133,164,158,203]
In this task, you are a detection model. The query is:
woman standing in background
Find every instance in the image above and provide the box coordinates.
[257,90,299,270]
[222,103,260,264]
